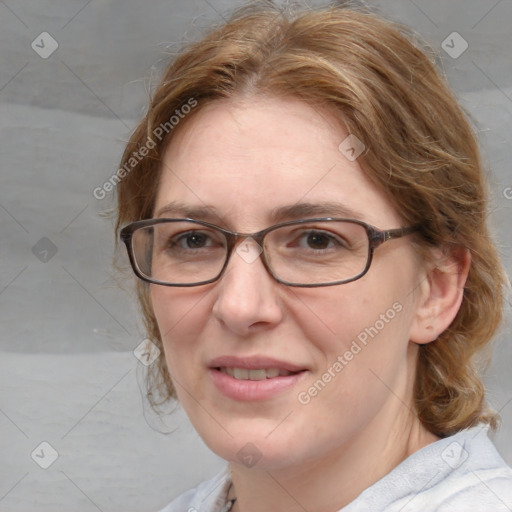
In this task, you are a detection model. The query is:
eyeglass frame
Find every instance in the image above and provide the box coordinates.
[120,217,421,288]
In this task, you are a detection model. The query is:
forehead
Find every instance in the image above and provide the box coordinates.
[154,96,401,230]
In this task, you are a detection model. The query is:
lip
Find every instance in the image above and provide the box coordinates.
[208,355,308,372]
[208,355,308,401]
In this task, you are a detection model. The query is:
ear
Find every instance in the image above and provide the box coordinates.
[409,246,470,344]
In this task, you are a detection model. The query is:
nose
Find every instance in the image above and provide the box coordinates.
[211,238,283,336]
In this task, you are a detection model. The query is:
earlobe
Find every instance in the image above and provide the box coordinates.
[409,247,471,345]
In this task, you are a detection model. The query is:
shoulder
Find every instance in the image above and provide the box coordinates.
[430,427,512,511]
[157,466,232,512]
[343,425,512,512]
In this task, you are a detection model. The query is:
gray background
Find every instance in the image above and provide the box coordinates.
[0,1,511,511]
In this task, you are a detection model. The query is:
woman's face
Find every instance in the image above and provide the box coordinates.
[151,95,426,470]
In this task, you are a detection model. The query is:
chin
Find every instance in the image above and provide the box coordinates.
[197,424,309,472]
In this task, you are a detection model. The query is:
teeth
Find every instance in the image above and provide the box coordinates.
[248,369,267,381]
[233,368,249,380]
[221,367,292,380]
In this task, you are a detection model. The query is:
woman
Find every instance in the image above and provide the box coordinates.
[116,2,512,510]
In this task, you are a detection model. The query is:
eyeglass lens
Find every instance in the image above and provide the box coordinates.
[131,220,370,286]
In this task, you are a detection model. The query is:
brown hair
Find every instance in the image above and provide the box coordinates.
[115,1,506,437]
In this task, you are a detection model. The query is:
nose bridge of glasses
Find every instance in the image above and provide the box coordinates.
[222,230,265,269]
[219,223,266,251]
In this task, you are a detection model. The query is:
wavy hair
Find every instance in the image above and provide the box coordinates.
[115,1,506,437]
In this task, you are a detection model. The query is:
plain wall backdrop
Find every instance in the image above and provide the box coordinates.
[1,1,511,511]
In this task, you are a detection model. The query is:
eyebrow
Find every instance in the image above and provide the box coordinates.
[155,201,221,221]
[155,200,366,224]
[269,202,366,223]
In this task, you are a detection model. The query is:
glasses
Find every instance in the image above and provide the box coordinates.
[120,217,419,288]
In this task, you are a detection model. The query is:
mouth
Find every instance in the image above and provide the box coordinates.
[208,356,308,401]
[215,367,300,380]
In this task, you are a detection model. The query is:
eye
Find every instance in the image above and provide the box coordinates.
[174,231,208,249]
[170,230,218,250]
[293,230,347,251]
[302,231,336,250]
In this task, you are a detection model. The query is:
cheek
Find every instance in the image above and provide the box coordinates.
[149,286,210,364]
[289,279,414,391]
[150,286,217,407]
[292,302,412,440]
[151,284,208,328]
[288,280,404,349]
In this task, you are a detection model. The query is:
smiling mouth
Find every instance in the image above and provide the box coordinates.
[216,367,301,380]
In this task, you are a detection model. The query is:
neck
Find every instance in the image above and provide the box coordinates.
[228,407,438,512]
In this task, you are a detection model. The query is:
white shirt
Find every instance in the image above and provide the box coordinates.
[159,425,512,511]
